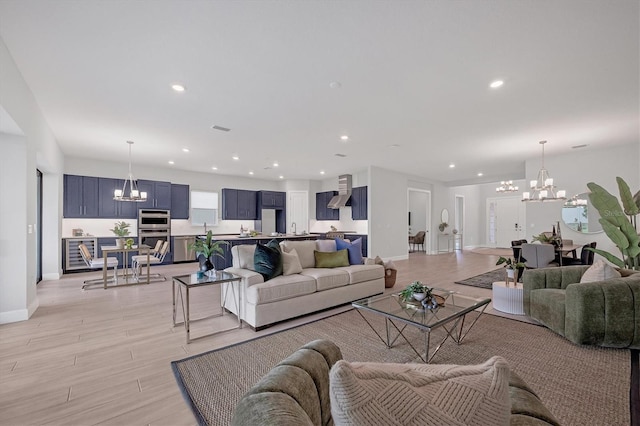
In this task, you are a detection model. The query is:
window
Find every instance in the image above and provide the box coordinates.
[191,191,218,226]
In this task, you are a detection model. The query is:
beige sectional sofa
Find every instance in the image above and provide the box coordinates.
[222,239,385,330]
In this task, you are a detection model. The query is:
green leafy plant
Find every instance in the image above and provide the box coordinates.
[496,256,525,269]
[531,233,553,244]
[586,177,640,270]
[399,281,433,301]
[110,221,131,237]
[189,230,228,260]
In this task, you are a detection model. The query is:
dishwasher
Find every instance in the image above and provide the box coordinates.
[174,236,196,262]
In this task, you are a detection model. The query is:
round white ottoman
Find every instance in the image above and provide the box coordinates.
[492,281,525,315]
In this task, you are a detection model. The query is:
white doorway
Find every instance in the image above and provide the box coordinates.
[408,188,431,253]
[287,191,308,234]
[487,197,525,248]
[454,195,464,250]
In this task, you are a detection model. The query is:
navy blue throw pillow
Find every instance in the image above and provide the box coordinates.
[266,239,283,277]
[254,242,281,281]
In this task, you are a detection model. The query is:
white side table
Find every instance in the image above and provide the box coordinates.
[492,281,524,315]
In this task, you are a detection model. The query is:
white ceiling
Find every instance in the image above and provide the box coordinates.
[0,0,638,184]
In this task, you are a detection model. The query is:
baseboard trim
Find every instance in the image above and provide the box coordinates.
[42,272,61,280]
[0,308,29,324]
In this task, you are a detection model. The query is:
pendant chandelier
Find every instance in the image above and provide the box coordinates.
[113,141,147,202]
[496,180,519,193]
[522,140,566,202]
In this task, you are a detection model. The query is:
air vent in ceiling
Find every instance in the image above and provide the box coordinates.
[571,144,588,149]
[334,153,347,157]
[211,125,231,132]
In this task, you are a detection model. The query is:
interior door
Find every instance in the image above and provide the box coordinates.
[288,191,309,234]
[487,197,525,248]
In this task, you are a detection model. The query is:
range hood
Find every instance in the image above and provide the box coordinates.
[328,174,352,209]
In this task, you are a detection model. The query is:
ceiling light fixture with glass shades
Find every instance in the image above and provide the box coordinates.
[496,180,518,193]
[522,140,566,202]
[113,141,147,202]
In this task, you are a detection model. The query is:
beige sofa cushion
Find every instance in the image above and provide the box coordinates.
[329,357,511,426]
[245,274,317,305]
[300,268,350,291]
[232,245,256,270]
[336,264,384,285]
[281,240,317,269]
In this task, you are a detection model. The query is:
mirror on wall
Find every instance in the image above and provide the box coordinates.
[441,209,449,224]
[561,193,603,234]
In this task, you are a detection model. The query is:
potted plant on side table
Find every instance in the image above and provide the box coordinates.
[110,221,131,248]
[496,256,525,285]
[189,230,229,273]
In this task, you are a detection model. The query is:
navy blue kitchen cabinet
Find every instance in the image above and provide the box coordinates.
[350,186,368,220]
[315,191,339,220]
[259,191,286,209]
[64,175,100,218]
[171,184,190,219]
[137,180,172,210]
[222,189,258,220]
[98,178,137,219]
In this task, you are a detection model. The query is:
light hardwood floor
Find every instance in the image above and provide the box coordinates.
[1,249,507,425]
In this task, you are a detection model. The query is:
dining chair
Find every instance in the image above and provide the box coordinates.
[79,243,119,289]
[409,231,426,252]
[132,241,169,281]
[562,242,597,266]
[521,243,557,268]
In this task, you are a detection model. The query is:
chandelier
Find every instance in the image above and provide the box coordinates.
[522,140,566,202]
[113,141,147,202]
[496,181,519,193]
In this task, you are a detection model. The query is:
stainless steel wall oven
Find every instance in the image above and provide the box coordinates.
[138,209,171,253]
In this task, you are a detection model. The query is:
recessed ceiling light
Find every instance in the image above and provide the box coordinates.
[182,148,189,153]
[232,155,239,160]
[478,172,483,176]
[389,144,400,148]
[329,81,342,89]
[211,166,218,170]
[449,163,455,168]
[320,171,325,175]
[168,160,175,165]
[489,80,504,89]
[171,84,186,92]
[340,135,349,141]
[273,162,279,167]
[249,171,254,175]
[279,175,284,179]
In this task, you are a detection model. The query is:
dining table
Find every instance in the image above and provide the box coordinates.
[555,244,582,266]
[100,244,151,289]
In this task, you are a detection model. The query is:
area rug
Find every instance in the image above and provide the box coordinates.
[455,267,509,289]
[171,309,630,426]
[470,247,513,256]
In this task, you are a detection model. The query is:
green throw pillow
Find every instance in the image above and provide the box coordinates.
[315,249,349,268]
[254,243,282,281]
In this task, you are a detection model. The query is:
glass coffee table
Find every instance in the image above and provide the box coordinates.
[172,271,242,343]
[352,289,490,363]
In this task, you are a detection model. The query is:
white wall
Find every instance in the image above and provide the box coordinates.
[524,142,639,257]
[0,36,65,323]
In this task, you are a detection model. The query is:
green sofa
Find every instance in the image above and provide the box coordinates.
[522,265,640,349]
[231,339,560,426]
